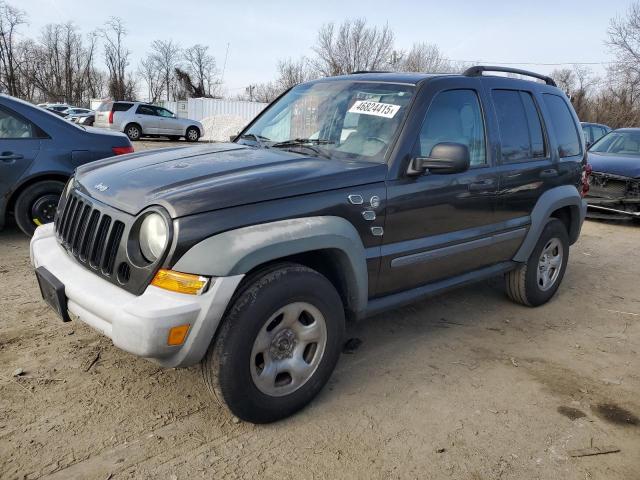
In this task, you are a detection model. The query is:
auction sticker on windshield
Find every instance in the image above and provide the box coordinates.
[348,100,401,119]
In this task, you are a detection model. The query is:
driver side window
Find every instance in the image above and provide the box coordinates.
[416,89,487,166]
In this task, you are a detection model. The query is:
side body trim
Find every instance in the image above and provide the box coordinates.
[173,216,369,314]
[391,227,526,268]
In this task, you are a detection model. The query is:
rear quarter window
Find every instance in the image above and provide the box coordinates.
[543,94,582,157]
[113,102,133,112]
[96,102,112,112]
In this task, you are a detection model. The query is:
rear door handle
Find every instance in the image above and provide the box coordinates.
[468,179,495,192]
[0,152,23,163]
[540,168,558,178]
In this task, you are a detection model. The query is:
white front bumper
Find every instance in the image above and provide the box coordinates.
[30,224,243,367]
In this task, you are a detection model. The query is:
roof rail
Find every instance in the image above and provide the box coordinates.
[350,70,392,74]
[463,65,556,87]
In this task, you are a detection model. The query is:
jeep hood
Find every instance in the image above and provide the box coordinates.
[588,152,640,179]
[74,143,387,217]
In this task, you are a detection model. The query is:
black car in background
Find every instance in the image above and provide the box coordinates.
[0,94,133,235]
[587,128,640,219]
[581,122,611,148]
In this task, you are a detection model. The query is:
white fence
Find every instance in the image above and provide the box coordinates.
[161,98,268,142]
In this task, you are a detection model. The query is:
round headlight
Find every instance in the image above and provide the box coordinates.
[139,213,168,262]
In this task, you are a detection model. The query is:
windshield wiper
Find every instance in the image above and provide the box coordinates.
[239,133,270,148]
[270,138,334,159]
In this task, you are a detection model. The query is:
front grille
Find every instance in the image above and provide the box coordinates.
[56,193,124,276]
[589,174,629,199]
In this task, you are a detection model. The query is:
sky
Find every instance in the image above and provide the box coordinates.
[14,0,636,95]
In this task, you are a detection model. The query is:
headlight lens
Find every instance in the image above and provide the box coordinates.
[139,213,168,262]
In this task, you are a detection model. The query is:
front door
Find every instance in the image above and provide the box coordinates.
[155,107,179,135]
[0,106,40,200]
[378,82,508,296]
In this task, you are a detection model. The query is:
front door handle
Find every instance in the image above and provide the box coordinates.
[0,152,23,163]
[540,168,558,178]
[468,179,495,192]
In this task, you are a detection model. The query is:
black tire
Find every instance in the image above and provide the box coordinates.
[202,263,345,423]
[124,123,142,141]
[185,126,200,142]
[14,180,65,236]
[505,218,570,307]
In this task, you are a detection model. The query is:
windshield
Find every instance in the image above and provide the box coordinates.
[590,131,640,155]
[239,81,415,162]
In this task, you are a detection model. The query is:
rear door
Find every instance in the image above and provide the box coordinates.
[0,106,41,197]
[134,105,159,134]
[481,80,559,227]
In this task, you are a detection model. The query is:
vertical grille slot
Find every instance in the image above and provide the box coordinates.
[71,205,91,254]
[65,199,84,246]
[79,210,100,262]
[101,221,124,275]
[61,195,78,243]
[90,216,111,269]
[56,195,74,236]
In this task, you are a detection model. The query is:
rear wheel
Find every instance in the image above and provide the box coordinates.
[506,218,569,306]
[125,123,142,141]
[185,127,200,142]
[202,263,345,423]
[14,180,65,236]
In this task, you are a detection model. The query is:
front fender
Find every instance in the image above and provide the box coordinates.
[173,216,369,314]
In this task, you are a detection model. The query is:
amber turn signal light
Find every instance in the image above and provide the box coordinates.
[151,269,209,295]
[167,324,190,346]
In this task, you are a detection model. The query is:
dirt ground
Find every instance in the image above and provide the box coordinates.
[1,205,639,478]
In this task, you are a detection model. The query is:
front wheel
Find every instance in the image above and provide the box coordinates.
[202,263,345,423]
[185,127,200,142]
[14,180,65,236]
[506,218,569,306]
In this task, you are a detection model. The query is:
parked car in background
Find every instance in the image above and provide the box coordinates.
[0,94,133,236]
[581,122,611,148]
[39,103,70,113]
[46,108,68,118]
[63,107,93,116]
[68,112,94,126]
[586,128,640,219]
[31,67,588,423]
[94,101,204,142]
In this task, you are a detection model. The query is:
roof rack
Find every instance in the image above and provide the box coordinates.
[350,70,392,74]
[463,65,556,87]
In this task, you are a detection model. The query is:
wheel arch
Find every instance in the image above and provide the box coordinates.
[6,172,69,219]
[172,216,369,317]
[513,185,587,262]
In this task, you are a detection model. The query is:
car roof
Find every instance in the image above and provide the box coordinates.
[612,127,640,133]
[581,122,610,128]
[310,72,456,85]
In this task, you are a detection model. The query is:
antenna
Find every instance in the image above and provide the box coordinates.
[220,42,230,85]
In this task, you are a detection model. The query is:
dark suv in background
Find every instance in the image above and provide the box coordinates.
[31,66,588,423]
[0,94,132,236]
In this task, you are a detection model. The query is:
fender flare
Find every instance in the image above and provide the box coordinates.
[173,216,369,314]
[513,185,587,262]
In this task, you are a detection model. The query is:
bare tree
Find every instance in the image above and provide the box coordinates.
[394,42,453,73]
[277,57,315,89]
[184,43,218,97]
[312,18,394,76]
[150,39,182,101]
[0,1,26,96]
[551,68,576,96]
[138,55,163,103]
[102,17,134,100]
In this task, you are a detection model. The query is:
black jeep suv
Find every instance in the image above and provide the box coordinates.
[31,66,588,423]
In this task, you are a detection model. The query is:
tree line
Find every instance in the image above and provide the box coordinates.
[3,0,640,128]
[0,1,219,106]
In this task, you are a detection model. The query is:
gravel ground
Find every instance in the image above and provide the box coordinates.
[0,165,639,478]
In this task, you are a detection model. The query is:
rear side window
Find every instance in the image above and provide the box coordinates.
[492,90,546,162]
[0,107,38,139]
[542,94,581,157]
[96,102,112,112]
[113,102,133,112]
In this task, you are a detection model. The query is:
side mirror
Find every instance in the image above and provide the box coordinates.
[409,142,471,175]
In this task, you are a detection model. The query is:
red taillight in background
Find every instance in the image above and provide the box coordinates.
[581,163,592,197]
[108,110,114,124]
[112,146,134,155]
